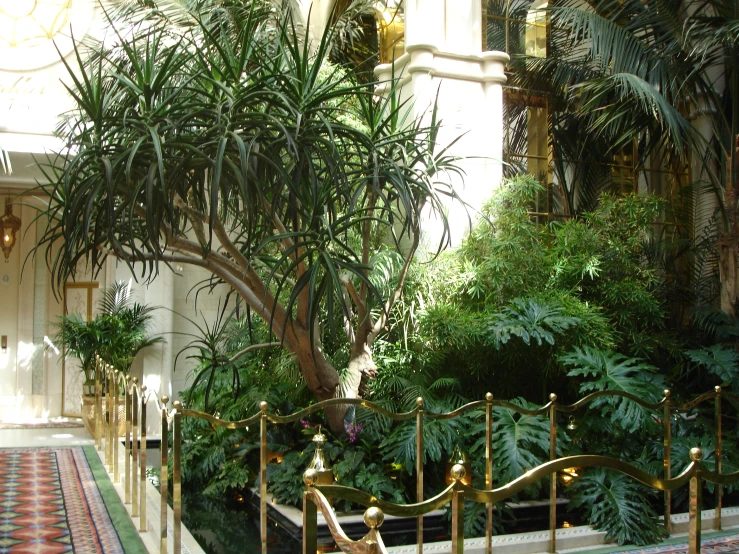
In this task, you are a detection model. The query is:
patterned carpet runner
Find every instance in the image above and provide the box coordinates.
[0,447,124,553]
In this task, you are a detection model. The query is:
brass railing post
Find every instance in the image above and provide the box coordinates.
[113,370,120,484]
[715,386,722,530]
[302,471,318,554]
[688,447,703,554]
[450,464,466,554]
[485,392,493,554]
[94,355,102,450]
[140,386,148,532]
[416,396,424,554]
[161,396,170,554]
[548,393,557,554]
[260,401,268,554]
[106,365,113,469]
[173,401,182,554]
[132,379,139,518]
[663,389,671,532]
[125,375,132,504]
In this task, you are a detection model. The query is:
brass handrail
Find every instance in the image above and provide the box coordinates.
[304,449,739,554]
[90,355,738,554]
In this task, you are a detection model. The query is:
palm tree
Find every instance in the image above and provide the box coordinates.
[509,0,737,310]
[53,282,162,393]
[34,0,461,431]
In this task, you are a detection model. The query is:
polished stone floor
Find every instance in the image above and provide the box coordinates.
[0,423,95,448]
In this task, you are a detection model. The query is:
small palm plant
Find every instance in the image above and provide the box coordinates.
[53,281,163,394]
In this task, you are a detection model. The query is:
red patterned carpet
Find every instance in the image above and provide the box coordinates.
[0,448,124,553]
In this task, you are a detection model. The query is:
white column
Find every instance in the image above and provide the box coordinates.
[398,0,508,247]
[482,52,509,193]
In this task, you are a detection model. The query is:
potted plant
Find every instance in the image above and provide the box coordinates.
[53,281,163,435]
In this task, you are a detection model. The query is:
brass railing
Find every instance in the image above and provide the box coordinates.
[303,448,739,554]
[89,355,739,554]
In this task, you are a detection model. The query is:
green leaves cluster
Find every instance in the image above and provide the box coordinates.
[52,281,162,384]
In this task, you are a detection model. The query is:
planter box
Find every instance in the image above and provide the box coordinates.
[81,395,127,437]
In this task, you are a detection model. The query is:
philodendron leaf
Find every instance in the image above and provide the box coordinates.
[568,468,667,545]
[561,346,663,433]
[686,345,739,389]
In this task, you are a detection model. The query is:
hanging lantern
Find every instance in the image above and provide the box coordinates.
[445,445,472,486]
[1,199,21,262]
[307,427,334,486]
[567,415,577,431]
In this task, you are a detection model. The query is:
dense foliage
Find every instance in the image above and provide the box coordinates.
[177,176,739,546]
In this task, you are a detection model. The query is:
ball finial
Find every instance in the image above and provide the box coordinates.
[141,385,147,392]
[161,395,169,405]
[664,389,671,398]
[450,463,467,482]
[549,393,557,402]
[416,397,424,407]
[173,400,182,410]
[364,507,385,530]
[126,375,132,382]
[716,385,722,393]
[133,377,138,384]
[303,469,319,487]
[259,401,268,413]
[485,392,493,402]
[690,447,703,462]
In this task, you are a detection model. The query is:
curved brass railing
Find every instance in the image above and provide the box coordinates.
[304,449,739,554]
[88,354,739,554]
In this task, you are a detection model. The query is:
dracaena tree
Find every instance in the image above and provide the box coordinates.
[35,0,461,431]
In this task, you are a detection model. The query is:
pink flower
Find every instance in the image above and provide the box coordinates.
[344,422,363,443]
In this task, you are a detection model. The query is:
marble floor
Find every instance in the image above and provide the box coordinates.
[0,424,95,448]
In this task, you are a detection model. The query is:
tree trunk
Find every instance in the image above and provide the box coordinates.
[324,346,377,433]
[719,238,738,316]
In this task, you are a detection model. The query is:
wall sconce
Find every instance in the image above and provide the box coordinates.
[1,335,6,354]
[1,198,21,262]
[307,427,334,486]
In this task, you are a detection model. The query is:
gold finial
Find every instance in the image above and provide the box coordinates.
[416,397,424,407]
[114,369,120,376]
[485,392,493,402]
[141,385,147,392]
[259,401,268,413]
[715,385,722,393]
[303,468,318,487]
[549,393,557,402]
[664,389,671,398]
[173,400,182,410]
[690,447,703,462]
[450,463,466,482]
[126,375,131,382]
[161,395,169,405]
[132,377,138,384]
[363,507,385,530]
